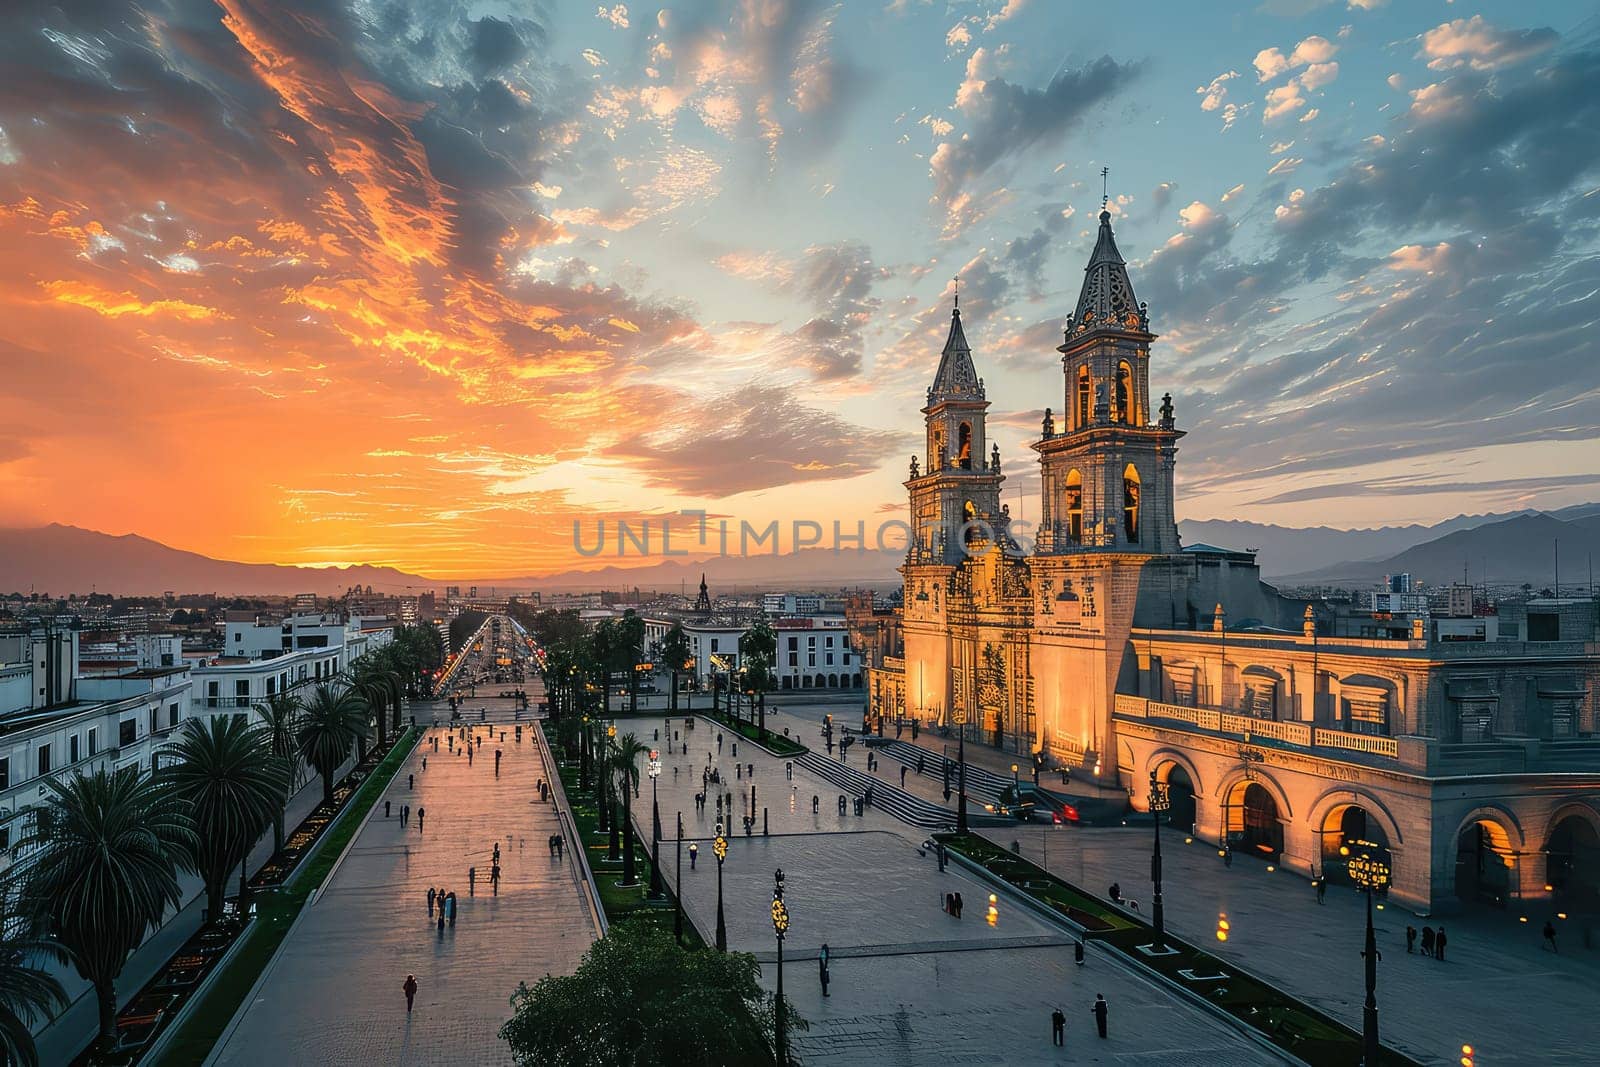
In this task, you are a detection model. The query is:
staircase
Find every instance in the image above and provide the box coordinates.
[874,738,1010,802]
[793,751,958,830]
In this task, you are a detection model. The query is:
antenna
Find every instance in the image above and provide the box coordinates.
[1101,165,1110,210]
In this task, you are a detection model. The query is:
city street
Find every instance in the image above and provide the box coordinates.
[210,700,596,1065]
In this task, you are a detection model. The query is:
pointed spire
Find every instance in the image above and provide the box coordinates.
[928,288,984,403]
[1066,209,1147,339]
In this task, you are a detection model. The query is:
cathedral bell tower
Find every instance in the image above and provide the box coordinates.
[905,299,1008,566]
[1034,210,1182,555]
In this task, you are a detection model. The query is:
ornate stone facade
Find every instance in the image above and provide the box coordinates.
[859,211,1600,913]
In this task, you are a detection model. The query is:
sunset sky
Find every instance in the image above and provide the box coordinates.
[2,0,1598,579]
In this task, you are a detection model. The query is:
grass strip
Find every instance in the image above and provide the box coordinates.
[148,728,418,1066]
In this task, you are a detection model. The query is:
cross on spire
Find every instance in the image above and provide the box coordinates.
[1101,165,1109,211]
[953,275,960,309]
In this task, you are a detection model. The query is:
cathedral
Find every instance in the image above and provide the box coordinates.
[861,208,1600,914]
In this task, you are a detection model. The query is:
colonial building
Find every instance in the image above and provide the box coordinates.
[860,208,1600,914]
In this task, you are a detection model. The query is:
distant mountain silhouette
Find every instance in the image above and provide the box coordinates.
[0,525,439,597]
[1176,510,1541,578]
[1279,512,1600,589]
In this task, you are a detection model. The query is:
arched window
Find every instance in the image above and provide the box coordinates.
[1116,361,1134,424]
[931,427,945,471]
[1123,463,1141,544]
[1065,469,1083,545]
[1076,365,1092,429]
[957,422,972,469]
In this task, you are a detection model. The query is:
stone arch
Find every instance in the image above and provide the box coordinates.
[1309,787,1404,885]
[1148,748,1203,831]
[1115,359,1134,424]
[1217,770,1292,859]
[1075,364,1092,429]
[1064,469,1083,544]
[828,673,839,688]
[1306,786,1405,849]
[1450,805,1526,908]
[1240,664,1285,719]
[1122,463,1141,545]
[957,421,973,469]
[1543,802,1600,909]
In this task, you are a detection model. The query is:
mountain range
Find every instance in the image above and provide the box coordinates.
[4,505,1600,598]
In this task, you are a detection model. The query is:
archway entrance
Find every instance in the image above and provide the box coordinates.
[1159,765,1196,830]
[1319,805,1392,887]
[1546,815,1600,915]
[1455,820,1515,908]
[1224,780,1282,860]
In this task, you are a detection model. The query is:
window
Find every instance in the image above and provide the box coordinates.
[788,652,798,667]
[266,676,275,697]
[235,680,250,707]
[788,637,798,651]
[826,636,835,647]
[807,653,816,667]
[150,708,160,734]
[0,827,8,850]
[1528,613,1560,642]
[69,735,80,764]
[1122,463,1141,544]
[1076,365,1092,428]
[0,756,8,791]
[37,745,50,777]
[120,719,137,747]
[710,639,719,653]
[1065,469,1083,545]
[207,680,220,707]
[826,653,834,666]
[169,703,179,729]
[88,727,97,757]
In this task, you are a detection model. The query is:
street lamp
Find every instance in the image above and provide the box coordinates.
[674,811,684,944]
[771,868,790,1066]
[1011,762,1020,800]
[956,707,969,832]
[714,825,729,952]
[1350,851,1391,1066]
[648,750,664,899]
[1149,772,1172,950]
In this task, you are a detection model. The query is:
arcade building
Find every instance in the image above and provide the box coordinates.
[859,208,1600,914]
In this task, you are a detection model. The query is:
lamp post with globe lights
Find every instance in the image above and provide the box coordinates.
[1149,772,1171,950]
[648,749,664,899]
[771,868,790,1065]
[1350,850,1391,1065]
[713,824,729,952]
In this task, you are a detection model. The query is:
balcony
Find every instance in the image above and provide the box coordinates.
[1114,693,1400,760]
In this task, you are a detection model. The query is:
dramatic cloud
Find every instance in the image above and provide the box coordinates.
[1420,15,1558,71]
[931,54,1140,204]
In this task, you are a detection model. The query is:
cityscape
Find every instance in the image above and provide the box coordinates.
[2,1,1598,1066]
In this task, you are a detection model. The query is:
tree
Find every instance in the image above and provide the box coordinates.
[0,882,70,1067]
[350,654,401,751]
[296,683,370,807]
[253,691,303,854]
[610,733,650,887]
[17,767,195,1049]
[159,717,290,924]
[589,620,618,715]
[739,619,778,738]
[500,924,802,1067]
[617,611,646,713]
[661,623,691,714]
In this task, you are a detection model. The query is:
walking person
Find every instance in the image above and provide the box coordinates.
[428,886,436,916]
[1435,926,1447,961]
[1051,1007,1066,1047]
[403,974,418,1013]
[819,943,831,997]
[1544,920,1559,952]
[469,866,476,894]
[954,892,964,918]
[1420,926,1435,957]
[1074,940,1085,966]
[385,800,392,819]
[1406,925,1417,953]
[409,773,414,790]
[1315,873,1326,904]
[689,842,699,869]
[446,891,457,926]
[491,864,501,894]
[417,806,426,833]
[1090,994,1109,1039]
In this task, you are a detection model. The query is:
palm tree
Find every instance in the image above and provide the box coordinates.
[159,717,291,924]
[0,881,70,1067]
[17,767,195,1050]
[296,683,370,807]
[610,733,650,887]
[350,656,400,752]
[254,691,303,854]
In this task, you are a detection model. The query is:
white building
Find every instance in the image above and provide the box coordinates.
[189,615,386,720]
[641,614,861,690]
[0,630,191,862]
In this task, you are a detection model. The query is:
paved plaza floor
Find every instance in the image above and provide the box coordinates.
[995,823,1600,1066]
[210,703,597,1066]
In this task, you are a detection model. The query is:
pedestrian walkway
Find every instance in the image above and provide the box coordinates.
[210,707,597,1065]
[669,830,1282,1065]
[993,824,1600,1065]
